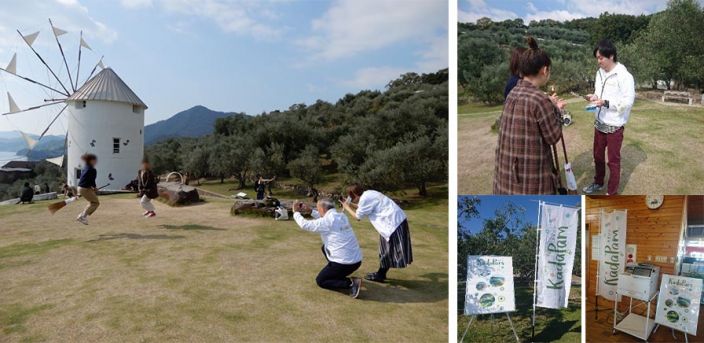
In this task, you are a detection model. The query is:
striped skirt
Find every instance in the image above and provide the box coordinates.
[379,220,413,269]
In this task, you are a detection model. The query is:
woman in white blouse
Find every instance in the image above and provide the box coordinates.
[341,184,413,283]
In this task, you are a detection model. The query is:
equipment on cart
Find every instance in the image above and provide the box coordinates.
[612,264,661,341]
[619,264,661,301]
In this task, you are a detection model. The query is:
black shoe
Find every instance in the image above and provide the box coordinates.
[350,278,362,299]
[364,272,385,283]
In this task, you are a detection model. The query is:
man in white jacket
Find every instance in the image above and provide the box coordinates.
[293,198,363,298]
[582,39,635,195]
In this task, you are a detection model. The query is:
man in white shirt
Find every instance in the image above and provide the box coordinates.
[293,198,363,298]
[341,184,413,283]
[582,39,635,196]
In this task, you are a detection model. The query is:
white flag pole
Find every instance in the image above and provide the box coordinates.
[532,200,543,340]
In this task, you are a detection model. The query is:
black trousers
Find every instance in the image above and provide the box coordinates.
[316,246,361,290]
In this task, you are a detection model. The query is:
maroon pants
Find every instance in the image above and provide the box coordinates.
[593,127,624,195]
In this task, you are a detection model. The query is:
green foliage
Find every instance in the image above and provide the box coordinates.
[286,145,322,189]
[457,198,581,285]
[459,3,704,101]
[0,161,63,201]
[146,69,448,195]
[465,63,507,104]
[627,0,704,89]
[184,147,209,185]
[588,12,650,45]
[458,18,597,104]
[357,130,447,196]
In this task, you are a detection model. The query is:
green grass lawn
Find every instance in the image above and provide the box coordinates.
[458,98,704,194]
[0,188,447,342]
[457,284,581,343]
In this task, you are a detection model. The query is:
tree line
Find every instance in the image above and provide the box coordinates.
[457,197,581,285]
[459,0,704,104]
[146,69,448,196]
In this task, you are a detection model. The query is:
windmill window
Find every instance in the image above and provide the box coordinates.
[75,101,86,109]
[132,105,142,113]
[75,168,81,179]
[113,138,120,154]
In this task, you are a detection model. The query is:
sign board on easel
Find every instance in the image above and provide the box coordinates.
[465,256,515,315]
[597,209,627,301]
[535,203,579,309]
[655,275,703,335]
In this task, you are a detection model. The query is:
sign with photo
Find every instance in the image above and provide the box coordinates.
[465,256,515,315]
[655,275,703,335]
[597,209,627,301]
[536,203,579,309]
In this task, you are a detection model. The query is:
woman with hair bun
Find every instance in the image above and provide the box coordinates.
[504,46,526,100]
[493,37,567,194]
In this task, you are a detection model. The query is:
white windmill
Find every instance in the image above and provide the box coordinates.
[1,19,147,190]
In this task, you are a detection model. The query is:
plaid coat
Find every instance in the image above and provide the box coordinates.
[493,80,563,194]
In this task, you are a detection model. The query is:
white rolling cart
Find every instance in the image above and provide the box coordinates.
[612,264,661,341]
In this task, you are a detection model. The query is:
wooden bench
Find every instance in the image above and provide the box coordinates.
[662,90,693,105]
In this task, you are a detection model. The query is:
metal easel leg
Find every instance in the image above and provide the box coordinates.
[506,312,520,343]
[459,315,475,342]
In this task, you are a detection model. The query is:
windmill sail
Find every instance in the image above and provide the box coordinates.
[46,155,64,167]
[80,37,92,51]
[22,31,40,46]
[19,131,38,149]
[52,26,67,37]
[7,92,20,113]
[5,53,16,74]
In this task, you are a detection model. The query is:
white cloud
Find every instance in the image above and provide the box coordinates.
[121,0,283,39]
[300,0,447,61]
[120,0,153,9]
[0,0,118,50]
[525,10,583,22]
[415,34,448,72]
[459,0,679,23]
[458,0,518,23]
[341,66,407,89]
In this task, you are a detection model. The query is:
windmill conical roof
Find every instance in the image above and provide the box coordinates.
[68,68,147,109]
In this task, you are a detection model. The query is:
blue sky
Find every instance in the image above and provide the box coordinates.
[458,195,581,234]
[0,0,448,135]
[458,0,699,23]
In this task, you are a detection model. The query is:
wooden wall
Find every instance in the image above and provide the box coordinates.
[586,195,686,302]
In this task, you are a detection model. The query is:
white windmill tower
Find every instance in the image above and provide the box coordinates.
[1,19,147,190]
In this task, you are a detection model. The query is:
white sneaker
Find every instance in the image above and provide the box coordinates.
[76,216,89,225]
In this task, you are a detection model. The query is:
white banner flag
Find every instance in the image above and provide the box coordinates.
[465,256,515,315]
[655,275,702,335]
[536,203,579,309]
[597,209,627,301]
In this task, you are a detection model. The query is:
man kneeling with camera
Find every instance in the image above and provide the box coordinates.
[293,198,363,298]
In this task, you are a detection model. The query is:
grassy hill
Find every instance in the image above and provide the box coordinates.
[458,99,704,194]
[0,186,448,342]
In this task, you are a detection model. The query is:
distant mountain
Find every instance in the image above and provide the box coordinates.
[144,105,233,145]
[0,131,64,157]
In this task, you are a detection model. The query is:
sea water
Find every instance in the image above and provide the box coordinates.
[0,151,27,165]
